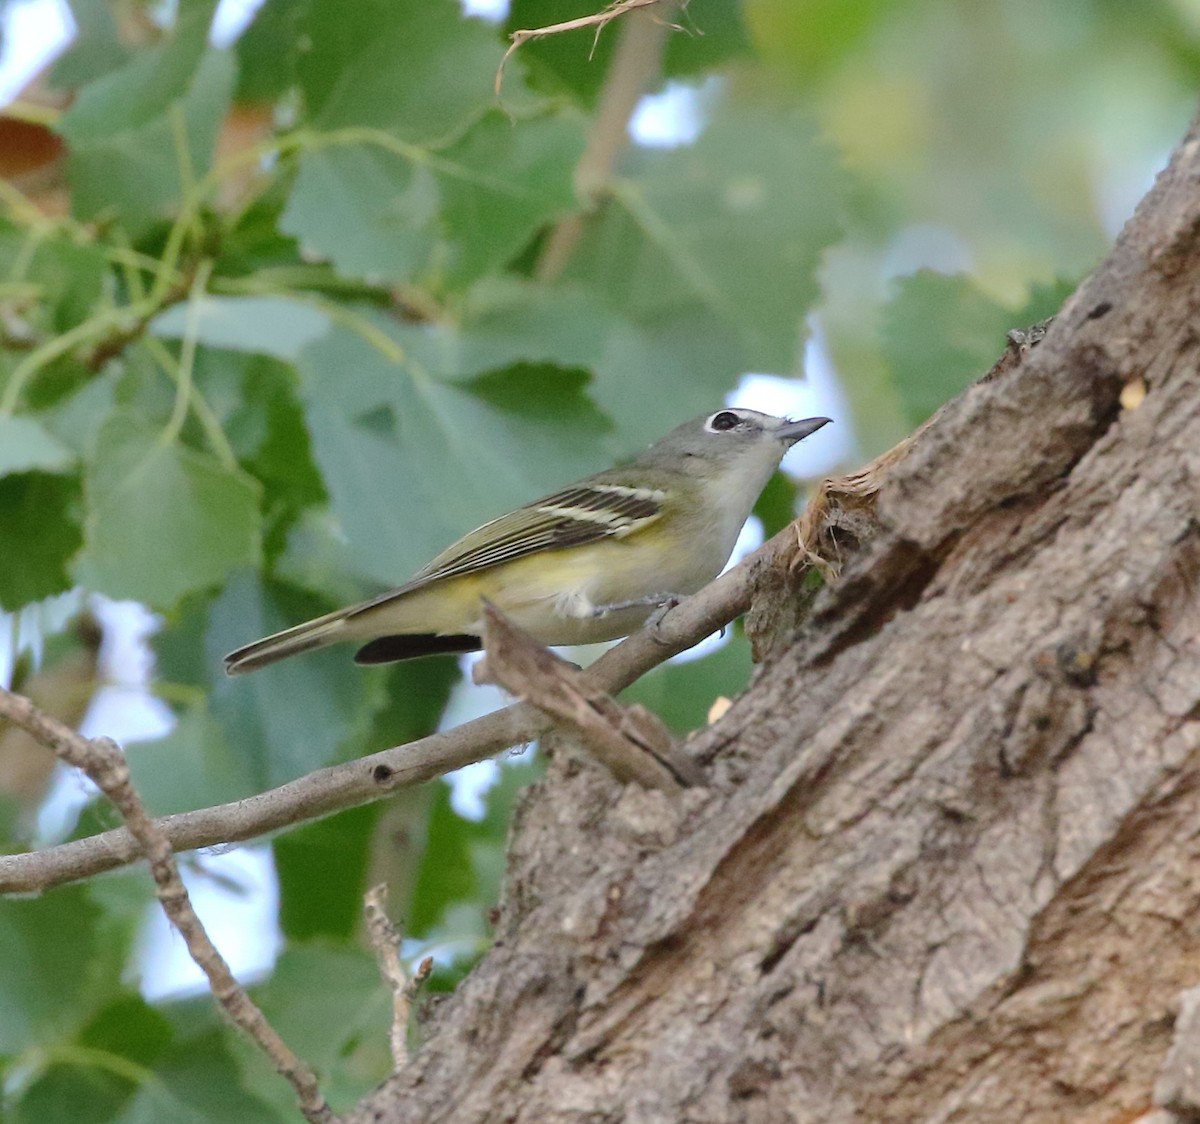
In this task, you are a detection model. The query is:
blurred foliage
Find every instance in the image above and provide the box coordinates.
[0,0,1196,1116]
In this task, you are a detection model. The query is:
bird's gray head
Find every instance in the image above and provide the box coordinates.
[641,408,831,481]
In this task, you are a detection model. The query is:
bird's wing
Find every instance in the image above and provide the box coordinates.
[344,481,665,619]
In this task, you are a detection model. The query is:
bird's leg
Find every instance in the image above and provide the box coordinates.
[589,592,683,621]
[589,593,684,644]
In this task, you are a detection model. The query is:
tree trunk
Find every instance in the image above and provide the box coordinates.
[349,109,1200,1124]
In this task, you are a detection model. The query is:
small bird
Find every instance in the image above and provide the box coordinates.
[224,409,831,675]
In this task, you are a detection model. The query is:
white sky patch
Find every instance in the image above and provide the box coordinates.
[0,589,80,681]
[33,598,172,840]
[0,0,266,103]
[461,0,510,22]
[630,78,719,148]
[1093,149,1167,240]
[441,651,535,820]
[0,0,72,104]
[211,0,265,47]
[137,845,282,1000]
[880,223,976,281]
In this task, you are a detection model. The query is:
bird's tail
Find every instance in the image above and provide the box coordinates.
[224,609,350,675]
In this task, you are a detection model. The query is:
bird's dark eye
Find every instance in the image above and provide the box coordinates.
[709,410,740,432]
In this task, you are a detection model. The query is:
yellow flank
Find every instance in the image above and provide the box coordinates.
[347,526,725,647]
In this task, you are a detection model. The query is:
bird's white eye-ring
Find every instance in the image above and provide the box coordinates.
[707,410,741,432]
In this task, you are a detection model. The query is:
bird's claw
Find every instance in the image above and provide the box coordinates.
[645,596,682,643]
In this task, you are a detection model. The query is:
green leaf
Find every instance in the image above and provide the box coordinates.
[408,757,541,942]
[743,0,906,88]
[274,804,381,942]
[150,295,332,361]
[37,372,119,456]
[408,784,477,938]
[11,1064,133,1124]
[503,0,620,104]
[10,997,174,1124]
[281,5,560,286]
[882,272,1076,427]
[62,47,236,234]
[253,944,390,1108]
[506,0,751,104]
[397,276,746,446]
[294,316,613,585]
[233,0,308,103]
[663,2,755,79]
[58,0,219,136]
[206,573,381,788]
[272,508,365,605]
[110,1029,287,1124]
[76,414,261,610]
[753,471,799,539]
[1014,277,1076,326]
[50,0,133,89]
[881,271,1015,426]
[280,145,439,287]
[566,104,846,373]
[222,354,328,557]
[80,995,173,1067]
[0,885,103,1053]
[124,709,256,815]
[585,304,746,447]
[0,232,108,333]
[0,417,76,476]
[0,473,82,610]
[297,0,500,140]
[434,109,586,288]
[403,277,745,446]
[273,655,459,941]
[469,755,541,904]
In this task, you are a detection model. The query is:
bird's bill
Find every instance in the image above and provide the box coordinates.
[775,416,832,444]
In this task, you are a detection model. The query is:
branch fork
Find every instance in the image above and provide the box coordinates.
[475,600,704,792]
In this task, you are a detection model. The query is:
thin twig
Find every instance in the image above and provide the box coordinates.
[0,687,336,1124]
[363,884,431,1069]
[495,0,680,97]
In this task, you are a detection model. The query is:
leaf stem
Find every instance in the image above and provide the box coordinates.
[160,259,214,449]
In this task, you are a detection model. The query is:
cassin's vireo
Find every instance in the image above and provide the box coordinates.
[224,408,830,674]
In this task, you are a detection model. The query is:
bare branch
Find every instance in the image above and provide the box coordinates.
[476,601,702,791]
[0,527,760,894]
[363,884,430,1070]
[0,687,336,1124]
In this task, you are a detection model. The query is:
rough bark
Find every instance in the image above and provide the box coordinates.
[349,110,1200,1124]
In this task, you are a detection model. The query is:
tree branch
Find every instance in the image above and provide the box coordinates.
[476,600,703,791]
[0,534,759,894]
[0,687,336,1124]
[0,364,1044,897]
